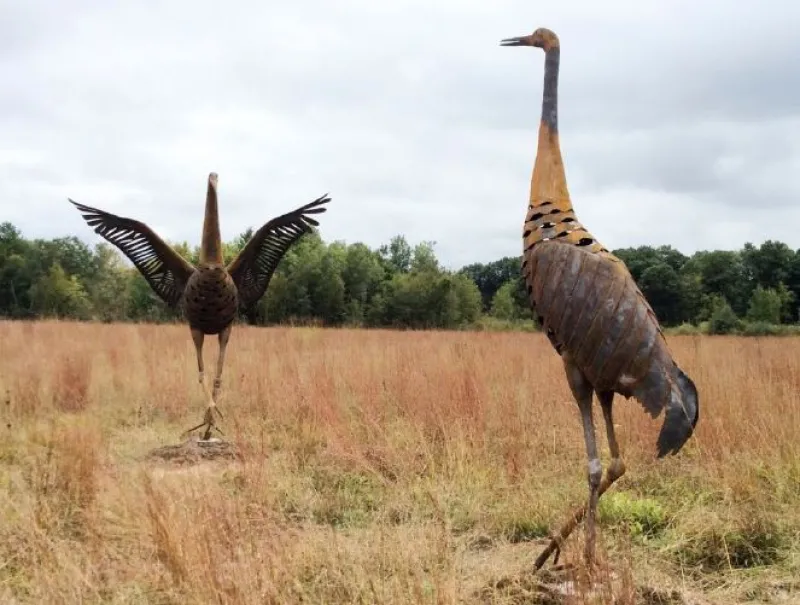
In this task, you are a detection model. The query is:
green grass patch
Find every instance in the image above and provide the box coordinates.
[598,491,669,541]
[670,508,788,571]
[310,468,385,528]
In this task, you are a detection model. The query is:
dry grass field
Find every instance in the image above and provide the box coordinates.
[1,320,799,604]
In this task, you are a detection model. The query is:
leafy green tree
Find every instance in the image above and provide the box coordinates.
[741,241,794,290]
[491,280,521,320]
[778,284,795,323]
[262,273,311,324]
[613,245,688,282]
[0,223,34,316]
[379,235,413,274]
[171,241,199,265]
[342,243,385,323]
[677,269,704,324]
[707,294,741,335]
[31,236,96,283]
[311,251,347,325]
[410,241,439,274]
[445,273,483,326]
[745,284,794,324]
[638,263,685,326]
[86,244,131,321]
[785,253,800,321]
[684,250,752,316]
[746,286,782,324]
[459,256,522,311]
[365,290,388,327]
[29,263,92,319]
[0,222,26,265]
[232,228,254,256]
[0,254,31,316]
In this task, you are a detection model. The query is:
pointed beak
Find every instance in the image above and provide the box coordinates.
[208,172,218,191]
[500,35,534,47]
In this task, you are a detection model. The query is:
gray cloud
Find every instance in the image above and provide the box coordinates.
[2,0,800,270]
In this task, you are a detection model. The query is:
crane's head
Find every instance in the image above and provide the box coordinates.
[500,27,559,51]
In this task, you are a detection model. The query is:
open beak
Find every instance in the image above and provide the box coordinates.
[500,35,534,47]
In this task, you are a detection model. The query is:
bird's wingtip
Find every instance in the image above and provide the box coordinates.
[310,193,332,208]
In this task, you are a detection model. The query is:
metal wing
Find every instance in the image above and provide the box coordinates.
[69,199,195,307]
[226,193,331,310]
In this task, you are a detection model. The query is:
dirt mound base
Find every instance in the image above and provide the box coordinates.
[146,437,242,465]
[474,564,714,605]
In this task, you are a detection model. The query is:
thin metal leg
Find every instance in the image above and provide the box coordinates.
[184,327,224,440]
[534,388,628,571]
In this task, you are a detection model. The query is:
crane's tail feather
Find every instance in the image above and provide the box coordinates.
[655,365,699,458]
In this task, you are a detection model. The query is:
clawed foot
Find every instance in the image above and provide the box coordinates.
[534,526,599,577]
[183,404,225,441]
[534,540,599,584]
[534,532,566,572]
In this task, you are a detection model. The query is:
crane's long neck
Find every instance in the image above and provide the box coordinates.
[200,177,223,265]
[529,46,571,208]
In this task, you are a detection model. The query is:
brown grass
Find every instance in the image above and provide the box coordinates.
[0,319,799,604]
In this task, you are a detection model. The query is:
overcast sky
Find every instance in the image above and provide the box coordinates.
[2,0,800,270]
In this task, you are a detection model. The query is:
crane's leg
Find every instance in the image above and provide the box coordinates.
[569,363,603,567]
[533,358,602,570]
[534,389,628,571]
[190,328,212,401]
[209,325,232,422]
[598,390,627,495]
[184,327,224,440]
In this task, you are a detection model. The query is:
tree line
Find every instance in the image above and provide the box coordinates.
[2,220,799,334]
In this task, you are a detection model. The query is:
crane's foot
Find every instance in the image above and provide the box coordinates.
[534,502,586,572]
[534,532,569,572]
[534,521,602,577]
[183,403,225,442]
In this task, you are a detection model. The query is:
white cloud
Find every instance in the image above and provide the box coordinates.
[2,0,800,270]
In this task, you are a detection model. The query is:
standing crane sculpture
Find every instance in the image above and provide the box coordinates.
[69,172,331,440]
[500,28,699,570]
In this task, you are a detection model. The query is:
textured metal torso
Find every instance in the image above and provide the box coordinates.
[522,196,673,405]
[512,34,697,461]
[182,264,239,335]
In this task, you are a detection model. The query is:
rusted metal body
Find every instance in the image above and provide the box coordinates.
[70,172,330,439]
[524,234,697,458]
[501,27,698,571]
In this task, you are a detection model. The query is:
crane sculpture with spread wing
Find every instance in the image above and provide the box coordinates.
[70,172,331,440]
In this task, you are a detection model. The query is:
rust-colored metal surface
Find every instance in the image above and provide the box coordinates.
[510,26,698,456]
[524,241,692,438]
[521,139,697,458]
[70,174,329,330]
[70,172,331,439]
[502,26,698,572]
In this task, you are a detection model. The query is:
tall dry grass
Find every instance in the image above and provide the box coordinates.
[0,319,799,604]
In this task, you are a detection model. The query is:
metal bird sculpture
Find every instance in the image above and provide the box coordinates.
[500,28,699,570]
[70,172,331,440]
